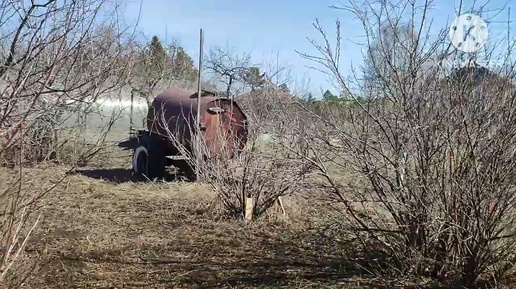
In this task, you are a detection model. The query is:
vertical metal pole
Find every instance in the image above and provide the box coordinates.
[508,7,511,63]
[82,104,87,155]
[195,29,204,180]
[196,29,203,125]
[129,91,134,134]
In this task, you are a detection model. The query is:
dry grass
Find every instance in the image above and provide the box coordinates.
[3,144,510,288]
[3,144,511,288]
[0,146,395,289]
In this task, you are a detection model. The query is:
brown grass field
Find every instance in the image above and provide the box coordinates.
[2,145,388,289]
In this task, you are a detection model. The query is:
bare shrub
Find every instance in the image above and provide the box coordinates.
[293,0,516,287]
[151,84,314,220]
[0,0,137,286]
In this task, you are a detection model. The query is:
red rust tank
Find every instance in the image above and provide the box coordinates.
[131,87,248,180]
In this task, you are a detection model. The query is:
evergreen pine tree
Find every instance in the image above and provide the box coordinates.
[148,35,167,74]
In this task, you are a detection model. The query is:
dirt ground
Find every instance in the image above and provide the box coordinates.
[3,147,381,289]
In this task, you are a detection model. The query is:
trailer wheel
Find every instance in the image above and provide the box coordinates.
[132,145,148,180]
[132,141,166,181]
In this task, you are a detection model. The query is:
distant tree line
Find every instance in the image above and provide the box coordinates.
[143,35,198,81]
[129,35,201,107]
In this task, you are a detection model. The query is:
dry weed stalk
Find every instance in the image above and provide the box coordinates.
[292,0,516,286]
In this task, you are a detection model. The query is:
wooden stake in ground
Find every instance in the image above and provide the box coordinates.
[245,197,253,221]
[277,196,286,216]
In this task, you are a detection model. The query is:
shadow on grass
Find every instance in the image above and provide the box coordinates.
[39,231,396,288]
[73,168,188,184]
[74,168,135,183]
[23,189,450,289]
[58,253,373,288]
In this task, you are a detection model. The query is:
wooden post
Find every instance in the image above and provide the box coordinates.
[245,197,253,221]
[277,196,286,216]
[195,29,204,180]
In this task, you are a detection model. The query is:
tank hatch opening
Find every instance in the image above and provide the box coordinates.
[189,89,219,98]
[207,107,226,114]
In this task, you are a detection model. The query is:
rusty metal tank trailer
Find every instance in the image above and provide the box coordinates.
[127,87,249,182]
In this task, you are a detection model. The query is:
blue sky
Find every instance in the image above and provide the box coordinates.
[122,0,516,97]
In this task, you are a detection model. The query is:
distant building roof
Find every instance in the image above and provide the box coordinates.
[440,65,515,89]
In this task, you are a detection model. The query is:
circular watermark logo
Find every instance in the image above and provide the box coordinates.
[448,13,489,53]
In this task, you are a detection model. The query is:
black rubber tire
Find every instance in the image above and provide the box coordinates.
[132,146,148,181]
[146,138,167,181]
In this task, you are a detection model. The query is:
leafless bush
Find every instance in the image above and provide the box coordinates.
[0,0,137,286]
[0,0,136,164]
[293,0,516,287]
[151,85,314,220]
